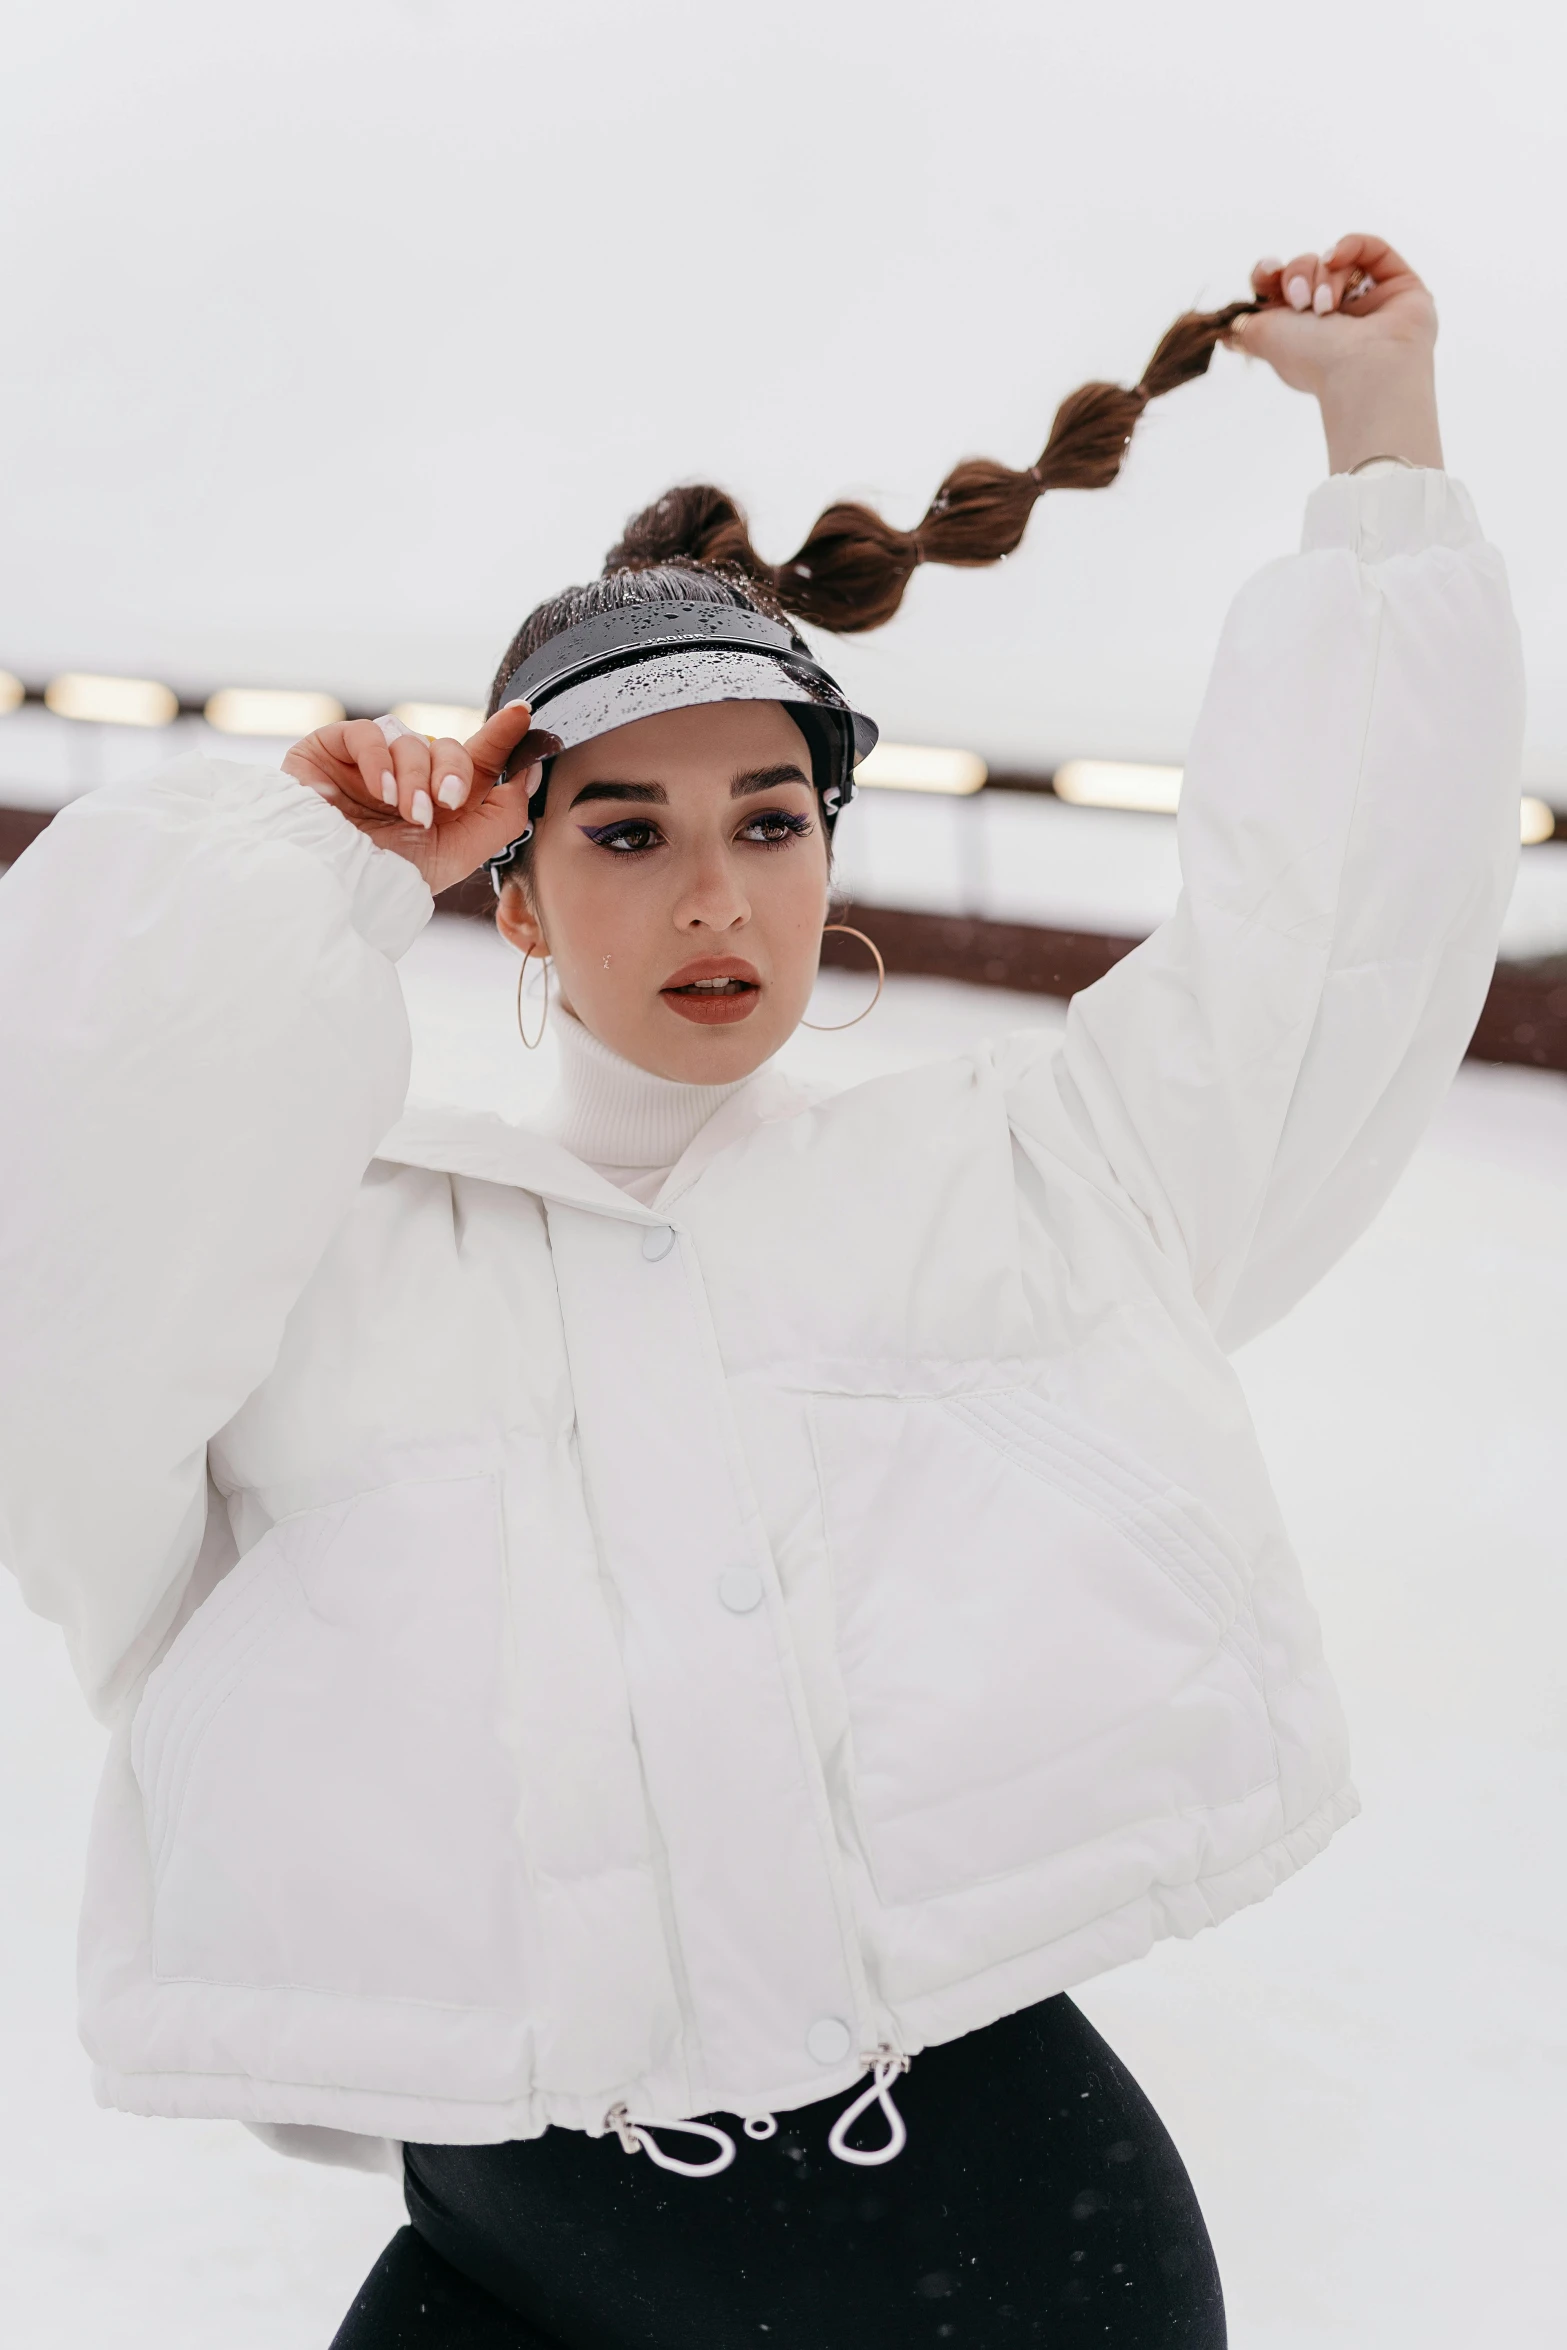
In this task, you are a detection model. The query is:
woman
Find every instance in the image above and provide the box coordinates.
[0,237,1522,2347]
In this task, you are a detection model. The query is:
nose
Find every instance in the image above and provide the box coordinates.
[672,842,751,935]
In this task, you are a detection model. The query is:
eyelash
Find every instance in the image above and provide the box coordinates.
[580,810,815,857]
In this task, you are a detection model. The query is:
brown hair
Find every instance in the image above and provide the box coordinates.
[488,295,1256,711]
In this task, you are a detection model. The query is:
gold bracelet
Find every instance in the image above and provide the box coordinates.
[1347,454,1417,474]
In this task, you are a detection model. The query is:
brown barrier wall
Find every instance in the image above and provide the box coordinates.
[5,806,1564,1075]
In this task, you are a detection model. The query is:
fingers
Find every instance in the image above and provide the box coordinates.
[455,757,548,870]
[428,738,473,813]
[1326,231,1423,315]
[481,762,540,837]
[384,729,491,829]
[387,731,436,829]
[288,707,560,860]
[502,729,566,785]
[1277,250,1336,314]
[1248,250,1332,314]
[1246,235,1422,327]
[1326,231,1413,285]
[281,720,358,798]
[325,718,409,815]
[466,702,565,790]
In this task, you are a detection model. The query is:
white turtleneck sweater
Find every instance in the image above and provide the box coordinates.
[547,1008,754,1204]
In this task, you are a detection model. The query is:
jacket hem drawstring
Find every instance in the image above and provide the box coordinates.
[606,2106,737,2177]
[606,2047,911,2181]
[826,2047,911,2167]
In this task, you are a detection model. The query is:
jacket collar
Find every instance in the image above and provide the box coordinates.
[376,1062,823,1223]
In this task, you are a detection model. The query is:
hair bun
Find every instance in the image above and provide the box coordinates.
[604,485,769,581]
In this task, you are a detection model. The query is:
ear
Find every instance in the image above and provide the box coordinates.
[494,878,547,956]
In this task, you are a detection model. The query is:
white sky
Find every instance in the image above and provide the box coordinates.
[3,0,1564,775]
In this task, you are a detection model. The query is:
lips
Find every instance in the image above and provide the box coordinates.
[660,956,762,1027]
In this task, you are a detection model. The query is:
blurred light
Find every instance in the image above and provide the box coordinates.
[0,671,24,716]
[1520,796,1557,846]
[205,687,344,737]
[392,700,485,740]
[855,742,988,795]
[44,672,178,727]
[1053,759,1183,814]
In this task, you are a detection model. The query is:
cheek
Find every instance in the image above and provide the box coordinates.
[529,856,677,1030]
[751,850,831,1002]
[531,846,636,960]
[771,842,832,937]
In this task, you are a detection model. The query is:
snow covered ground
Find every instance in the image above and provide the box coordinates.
[3,914,1565,2346]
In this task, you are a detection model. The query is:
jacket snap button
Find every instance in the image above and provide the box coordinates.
[806,2016,853,2066]
[641,1225,676,1262]
[718,1566,764,1614]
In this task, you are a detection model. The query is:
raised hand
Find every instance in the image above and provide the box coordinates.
[282,705,560,895]
[1228,234,1443,474]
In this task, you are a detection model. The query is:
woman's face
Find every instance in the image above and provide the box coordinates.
[495,700,831,1083]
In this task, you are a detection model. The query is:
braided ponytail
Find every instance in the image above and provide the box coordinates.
[603,298,1258,634]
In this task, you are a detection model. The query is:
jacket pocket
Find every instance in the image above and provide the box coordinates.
[810,1389,1278,1908]
[130,1472,526,2005]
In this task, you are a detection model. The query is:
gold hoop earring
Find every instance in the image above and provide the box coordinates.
[516,944,551,1049]
[802,924,885,1031]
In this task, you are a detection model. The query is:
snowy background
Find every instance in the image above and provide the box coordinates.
[5,1,1567,2342]
[3,920,1565,2347]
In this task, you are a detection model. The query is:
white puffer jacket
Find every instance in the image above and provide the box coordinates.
[0,472,1522,2168]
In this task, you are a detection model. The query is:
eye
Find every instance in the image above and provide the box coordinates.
[580,819,664,855]
[739,808,814,847]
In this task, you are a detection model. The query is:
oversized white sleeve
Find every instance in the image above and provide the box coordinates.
[1008,469,1524,1350]
[0,758,433,1713]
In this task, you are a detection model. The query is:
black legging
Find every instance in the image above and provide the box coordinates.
[331,1994,1224,2348]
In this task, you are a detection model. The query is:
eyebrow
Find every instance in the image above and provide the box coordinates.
[568,763,812,811]
[569,780,666,807]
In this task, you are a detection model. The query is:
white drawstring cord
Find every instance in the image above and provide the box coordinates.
[605,2104,736,2177]
[606,2046,909,2181]
[827,2047,911,2168]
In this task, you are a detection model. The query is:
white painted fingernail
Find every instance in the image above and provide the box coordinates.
[1286,275,1311,310]
[437,775,467,809]
[411,789,433,829]
[380,772,398,806]
[1256,255,1282,274]
[1313,282,1334,314]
